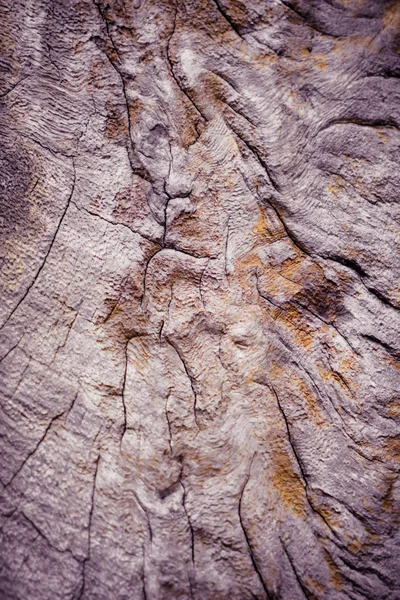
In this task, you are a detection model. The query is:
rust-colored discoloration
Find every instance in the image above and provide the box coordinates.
[383,354,400,371]
[336,0,365,7]
[383,436,400,464]
[304,575,326,596]
[383,1,400,30]
[324,550,344,590]
[275,305,315,352]
[386,397,400,417]
[379,472,397,515]
[269,435,307,517]
[270,362,326,427]
[104,103,128,139]
[347,537,363,554]
[327,180,345,197]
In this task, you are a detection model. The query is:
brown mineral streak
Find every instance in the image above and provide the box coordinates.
[1,0,400,598]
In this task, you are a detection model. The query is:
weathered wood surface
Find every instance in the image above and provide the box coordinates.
[1,0,400,598]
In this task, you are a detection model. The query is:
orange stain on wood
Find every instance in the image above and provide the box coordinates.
[270,362,325,426]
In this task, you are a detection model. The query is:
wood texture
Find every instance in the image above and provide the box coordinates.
[1,0,400,598]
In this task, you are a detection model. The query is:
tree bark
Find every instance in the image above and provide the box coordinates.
[1,0,400,598]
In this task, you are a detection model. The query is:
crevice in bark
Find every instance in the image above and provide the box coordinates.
[292,298,360,356]
[4,392,78,489]
[231,124,281,193]
[326,255,399,312]
[132,490,153,544]
[255,274,284,312]
[72,201,160,245]
[339,549,393,589]
[165,393,173,453]
[140,249,163,306]
[165,337,199,428]
[212,0,245,40]
[0,338,23,363]
[50,310,80,365]
[45,42,62,77]
[90,6,154,184]
[199,260,210,309]
[365,285,399,312]
[11,131,75,159]
[93,1,119,58]
[165,5,207,129]
[324,356,356,401]
[349,444,399,472]
[163,245,213,261]
[141,247,209,307]
[279,0,341,39]
[213,70,240,95]
[162,140,173,246]
[120,341,129,439]
[77,454,100,600]
[268,384,341,541]
[338,564,385,600]
[21,511,83,563]
[319,117,400,134]
[0,75,30,98]
[279,537,310,599]
[255,271,359,358]
[142,544,148,600]
[0,159,76,331]
[159,285,173,342]
[224,217,231,278]
[177,459,195,598]
[363,69,400,80]
[361,334,400,359]
[238,454,272,600]
[315,488,374,533]
[326,255,368,279]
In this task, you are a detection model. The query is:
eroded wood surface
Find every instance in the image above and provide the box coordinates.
[1,0,400,598]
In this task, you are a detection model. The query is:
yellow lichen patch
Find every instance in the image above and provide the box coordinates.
[127,98,145,127]
[377,129,389,143]
[313,55,328,70]
[327,180,344,197]
[129,338,152,372]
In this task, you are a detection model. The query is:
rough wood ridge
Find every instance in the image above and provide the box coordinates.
[0,0,400,598]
